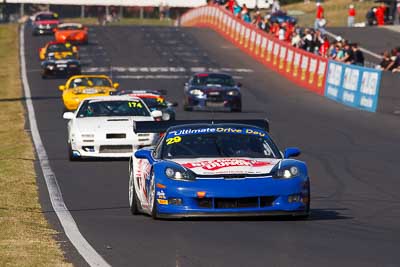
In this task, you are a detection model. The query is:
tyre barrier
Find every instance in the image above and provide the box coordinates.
[180,5,386,113]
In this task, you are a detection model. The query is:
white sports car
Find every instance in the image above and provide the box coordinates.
[63,95,162,160]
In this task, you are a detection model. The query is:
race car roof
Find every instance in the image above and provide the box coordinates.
[134,120,269,134]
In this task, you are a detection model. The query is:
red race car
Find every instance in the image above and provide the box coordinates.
[54,23,88,44]
[31,11,60,36]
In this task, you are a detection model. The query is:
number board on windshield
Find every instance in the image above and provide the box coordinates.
[128,101,143,108]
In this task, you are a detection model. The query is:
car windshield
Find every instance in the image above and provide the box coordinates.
[161,127,280,159]
[69,77,112,88]
[36,14,58,21]
[191,74,235,87]
[77,100,150,117]
[59,25,82,30]
[142,97,168,109]
[47,44,72,53]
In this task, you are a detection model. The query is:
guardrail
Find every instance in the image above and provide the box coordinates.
[180,5,385,113]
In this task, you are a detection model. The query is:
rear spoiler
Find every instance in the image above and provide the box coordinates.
[111,89,167,96]
[133,119,269,134]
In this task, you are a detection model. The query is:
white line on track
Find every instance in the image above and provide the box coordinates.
[83,66,254,73]
[20,24,110,267]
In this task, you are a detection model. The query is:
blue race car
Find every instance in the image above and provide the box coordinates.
[183,73,242,112]
[128,120,310,219]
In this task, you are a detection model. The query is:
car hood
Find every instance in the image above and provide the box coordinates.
[75,116,153,133]
[35,20,59,25]
[171,158,281,176]
[189,85,239,92]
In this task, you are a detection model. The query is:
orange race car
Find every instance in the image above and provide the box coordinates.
[39,41,79,61]
[54,23,88,44]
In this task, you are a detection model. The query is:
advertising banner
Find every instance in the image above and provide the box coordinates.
[325,61,382,112]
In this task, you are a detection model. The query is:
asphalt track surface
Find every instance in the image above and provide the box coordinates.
[24,25,400,267]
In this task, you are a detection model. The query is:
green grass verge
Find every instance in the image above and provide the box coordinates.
[63,17,174,26]
[0,24,71,266]
[282,0,374,27]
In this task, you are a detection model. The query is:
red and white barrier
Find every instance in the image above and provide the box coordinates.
[180,5,328,95]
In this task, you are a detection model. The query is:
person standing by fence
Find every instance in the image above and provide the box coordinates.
[314,2,324,30]
[348,4,356,27]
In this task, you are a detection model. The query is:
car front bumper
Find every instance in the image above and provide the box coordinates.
[154,176,310,218]
[185,95,241,111]
[70,134,157,158]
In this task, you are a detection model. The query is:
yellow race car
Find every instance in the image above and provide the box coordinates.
[59,75,119,111]
[39,41,78,61]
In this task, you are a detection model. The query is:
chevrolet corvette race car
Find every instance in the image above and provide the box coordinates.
[30,11,60,36]
[129,120,310,219]
[54,23,88,44]
[183,73,242,112]
[59,75,119,111]
[112,90,178,120]
[63,96,162,160]
[41,53,81,79]
[39,41,78,61]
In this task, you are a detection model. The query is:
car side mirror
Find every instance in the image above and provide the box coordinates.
[134,149,154,164]
[151,110,163,119]
[284,147,301,159]
[167,101,178,107]
[237,82,242,87]
[63,112,74,120]
[59,85,66,91]
[113,83,120,89]
[184,82,189,86]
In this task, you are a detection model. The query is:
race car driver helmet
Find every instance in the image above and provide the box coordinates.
[72,78,83,88]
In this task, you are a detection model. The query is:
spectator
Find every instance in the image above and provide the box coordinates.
[351,43,365,66]
[291,31,302,47]
[278,24,286,40]
[377,51,393,70]
[314,2,324,30]
[225,0,235,13]
[341,42,354,64]
[384,48,400,71]
[348,4,356,27]
[271,0,281,13]
[241,4,251,23]
[376,3,386,26]
[319,36,330,57]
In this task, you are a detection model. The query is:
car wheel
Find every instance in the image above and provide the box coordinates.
[232,105,242,112]
[149,173,159,219]
[68,142,78,161]
[129,165,141,215]
[183,105,192,111]
[41,74,47,79]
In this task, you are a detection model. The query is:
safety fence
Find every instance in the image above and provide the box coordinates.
[180,5,384,113]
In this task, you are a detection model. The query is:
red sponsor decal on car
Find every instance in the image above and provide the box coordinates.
[182,159,271,171]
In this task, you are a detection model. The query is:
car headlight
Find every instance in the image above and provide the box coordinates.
[47,65,55,70]
[69,64,78,68]
[38,24,45,29]
[227,90,240,96]
[165,167,196,181]
[189,89,204,96]
[273,166,299,179]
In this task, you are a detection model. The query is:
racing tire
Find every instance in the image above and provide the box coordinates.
[149,173,159,219]
[129,165,141,215]
[232,106,242,112]
[183,105,192,111]
[68,143,78,161]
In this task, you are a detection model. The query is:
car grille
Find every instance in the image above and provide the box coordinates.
[106,133,126,139]
[197,196,276,209]
[99,145,132,153]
